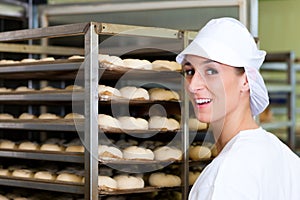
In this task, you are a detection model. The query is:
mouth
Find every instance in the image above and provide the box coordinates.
[195,98,212,105]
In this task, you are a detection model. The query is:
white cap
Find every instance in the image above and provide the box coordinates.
[176,17,269,116]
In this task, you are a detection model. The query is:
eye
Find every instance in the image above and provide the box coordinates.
[206,68,218,75]
[184,68,195,76]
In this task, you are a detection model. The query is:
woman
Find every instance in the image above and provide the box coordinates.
[176,17,300,200]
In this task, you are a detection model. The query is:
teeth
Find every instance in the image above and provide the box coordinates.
[195,99,211,104]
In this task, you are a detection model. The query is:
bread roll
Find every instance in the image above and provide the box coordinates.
[118,116,148,130]
[0,194,9,200]
[0,140,16,149]
[68,55,84,60]
[38,113,61,119]
[40,57,55,62]
[15,86,35,92]
[189,171,201,185]
[12,169,34,178]
[189,146,211,161]
[65,145,84,153]
[21,58,37,63]
[34,171,56,180]
[148,116,180,131]
[149,88,180,101]
[114,175,144,190]
[40,86,58,91]
[98,54,124,67]
[123,146,154,160]
[64,113,84,119]
[98,85,121,97]
[18,113,37,119]
[152,60,181,71]
[64,85,83,90]
[189,118,207,130]
[98,175,118,190]
[56,173,82,183]
[0,87,12,92]
[40,143,64,152]
[0,169,11,176]
[0,113,14,119]
[18,141,39,150]
[0,60,18,64]
[154,146,182,161]
[119,86,149,100]
[98,145,123,160]
[123,59,152,70]
[98,114,120,129]
[148,172,181,187]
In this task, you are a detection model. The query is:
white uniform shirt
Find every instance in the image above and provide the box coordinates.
[189,127,300,200]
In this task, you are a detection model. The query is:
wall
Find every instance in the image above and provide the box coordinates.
[259,0,300,57]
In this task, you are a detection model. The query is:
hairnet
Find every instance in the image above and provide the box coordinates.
[176,17,269,116]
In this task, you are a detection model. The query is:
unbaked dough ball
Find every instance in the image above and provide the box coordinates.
[114,175,144,189]
[189,171,201,185]
[123,146,154,160]
[65,145,84,153]
[98,114,120,129]
[149,88,180,101]
[18,113,37,119]
[123,59,152,70]
[38,113,61,119]
[118,116,148,130]
[64,113,84,119]
[152,60,181,71]
[0,113,14,119]
[34,171,56,180]
[40,143,64,152]
[18,141,39,150]
[98,85,121,97]
[119,86,149,100]
[98,175,118,190]
[148,116,180,131]
[154,146,182,161]
[0,139,16,149]
[98,145,123,160]
[56,173,83,183]
[189,146,211,161]
[12,169,34,178]
[148,172,181,187]
[189,118,207,130]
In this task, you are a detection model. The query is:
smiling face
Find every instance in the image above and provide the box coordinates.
[183,55,247,123]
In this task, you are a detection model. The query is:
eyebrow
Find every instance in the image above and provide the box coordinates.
[183,59,216,66]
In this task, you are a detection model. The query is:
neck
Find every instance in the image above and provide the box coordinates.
[210,106,259,152]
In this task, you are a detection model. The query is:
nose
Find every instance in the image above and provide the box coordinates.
[188,72,205,94]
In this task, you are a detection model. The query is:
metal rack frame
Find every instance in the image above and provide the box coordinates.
[0,22,191,199]
[260,51,296,150]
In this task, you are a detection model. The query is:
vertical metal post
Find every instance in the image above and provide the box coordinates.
[238,0,248,28]
[84,23,99,200]
[287,52,296,150]
[181,30,190,200]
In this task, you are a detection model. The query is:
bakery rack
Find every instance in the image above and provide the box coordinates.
[0,22,208,199]
[260,51,296,150]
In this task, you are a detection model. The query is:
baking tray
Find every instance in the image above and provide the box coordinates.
[0,175,84,194]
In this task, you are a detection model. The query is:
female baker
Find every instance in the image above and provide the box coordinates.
[176,17,300,200]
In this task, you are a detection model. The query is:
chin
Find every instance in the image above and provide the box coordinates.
[195,114,211,124]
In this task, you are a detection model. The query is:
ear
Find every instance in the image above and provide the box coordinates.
[240,73,250,93]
